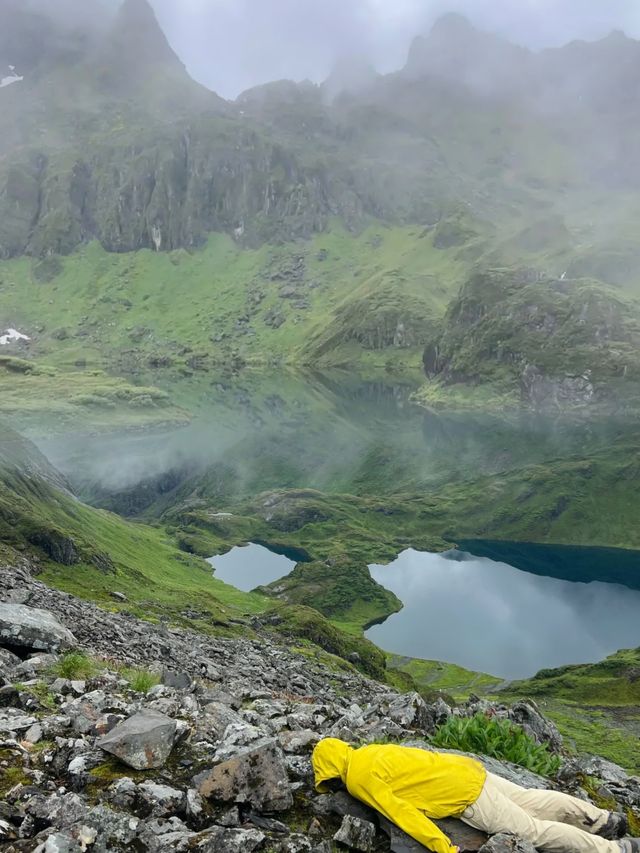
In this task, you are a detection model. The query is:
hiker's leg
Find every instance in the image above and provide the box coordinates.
[461,774,619,853]
[486,771,610,833]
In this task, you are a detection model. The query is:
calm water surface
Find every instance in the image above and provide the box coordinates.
[366,549,640,679]
[207,543,296,591]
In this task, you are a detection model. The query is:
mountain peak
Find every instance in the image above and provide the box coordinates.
[404,13,530,94]
[110,0,183,71]
[430,12,477,37]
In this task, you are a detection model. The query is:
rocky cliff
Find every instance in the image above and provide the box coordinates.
[422,269,640,409]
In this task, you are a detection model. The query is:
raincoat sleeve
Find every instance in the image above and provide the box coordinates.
[354,777,457,853]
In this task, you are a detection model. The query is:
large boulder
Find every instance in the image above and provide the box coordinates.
[193,738,293,811]
[380,816,488,853]
[97,711,177,770]
[0,603,76,653]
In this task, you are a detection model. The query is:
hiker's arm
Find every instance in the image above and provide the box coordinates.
[355,779,458,853]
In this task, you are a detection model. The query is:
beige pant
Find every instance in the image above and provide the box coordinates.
[460,772,620,853]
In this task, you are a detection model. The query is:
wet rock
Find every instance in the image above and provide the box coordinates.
[194,738,293,811]
[0,604,76,653]
[333,814,376,851]
[97,710,177,770]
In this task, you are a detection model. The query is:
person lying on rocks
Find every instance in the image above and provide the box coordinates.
[312,738,636,853]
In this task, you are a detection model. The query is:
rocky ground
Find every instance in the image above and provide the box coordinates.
[1,557,640,853]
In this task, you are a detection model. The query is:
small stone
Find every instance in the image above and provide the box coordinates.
[333,815,376,852]
[185,788,204,818]
[109,592,127,602]
[25,722,43,743]
[162,669,192,690]
[478,833,539,853]
[194,827,265,852]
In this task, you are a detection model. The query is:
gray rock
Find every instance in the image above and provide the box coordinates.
[162,669,193,690]
[97,710,177,770]
[508,701,563,753]
[380,815,488,853]
[194,738,293,811]
[34,833,83,853]
[278,728,319,754]
[82,804,140,852]
[25,721,43,743]
[194,827,265,852]
[0,604,76,653]
[478,833,539,853]
[136,817,194,851]
[385,692,435,732]
[333,814,376,851]
[137,781,186,817]
[24,792,87,830]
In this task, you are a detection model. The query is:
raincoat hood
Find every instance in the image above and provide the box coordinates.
[312,738,354,792]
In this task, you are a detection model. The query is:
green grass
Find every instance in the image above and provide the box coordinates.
[431,712,562,777]
[51,650,98,680]
[387,655,503,699]
[0,361,190,437]
[121,667,161,693]
[0,223,465,375]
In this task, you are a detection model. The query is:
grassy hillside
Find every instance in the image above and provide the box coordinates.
[0,224,467,373]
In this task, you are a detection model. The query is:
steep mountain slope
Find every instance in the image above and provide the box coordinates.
[2,4,640,383]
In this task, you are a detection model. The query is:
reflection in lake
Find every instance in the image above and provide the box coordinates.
[36,369,639,513]
[366,549,640,679]
[207,543,296,592]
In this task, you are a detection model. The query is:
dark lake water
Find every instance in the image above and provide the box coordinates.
[207,543,296,591]
[366,548,640,679]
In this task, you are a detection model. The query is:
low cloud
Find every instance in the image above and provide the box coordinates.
[150,0,640,98]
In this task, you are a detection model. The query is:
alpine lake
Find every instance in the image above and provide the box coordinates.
[36,368,640,683]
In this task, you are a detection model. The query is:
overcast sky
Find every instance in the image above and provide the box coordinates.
[150,0,640,99]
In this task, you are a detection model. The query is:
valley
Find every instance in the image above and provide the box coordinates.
[2,5,640,846]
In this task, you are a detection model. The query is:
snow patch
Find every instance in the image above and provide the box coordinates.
[0,74,24,89]
[0,329,30,346]
[1,64,24,89]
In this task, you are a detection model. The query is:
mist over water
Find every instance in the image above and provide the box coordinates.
[367,549,640,679]
[35,370,636,511]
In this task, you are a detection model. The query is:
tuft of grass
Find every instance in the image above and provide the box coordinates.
[52,650,98,680]
[431,712,562,777]
[121,667,161,694]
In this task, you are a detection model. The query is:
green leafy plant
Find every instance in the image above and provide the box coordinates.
[431,712,562,777]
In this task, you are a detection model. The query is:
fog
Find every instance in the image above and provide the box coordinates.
[149,0,640,98]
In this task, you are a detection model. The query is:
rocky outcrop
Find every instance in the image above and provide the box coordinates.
[422,269,640,409]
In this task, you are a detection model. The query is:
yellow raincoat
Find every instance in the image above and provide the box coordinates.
[312,738,486,853]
